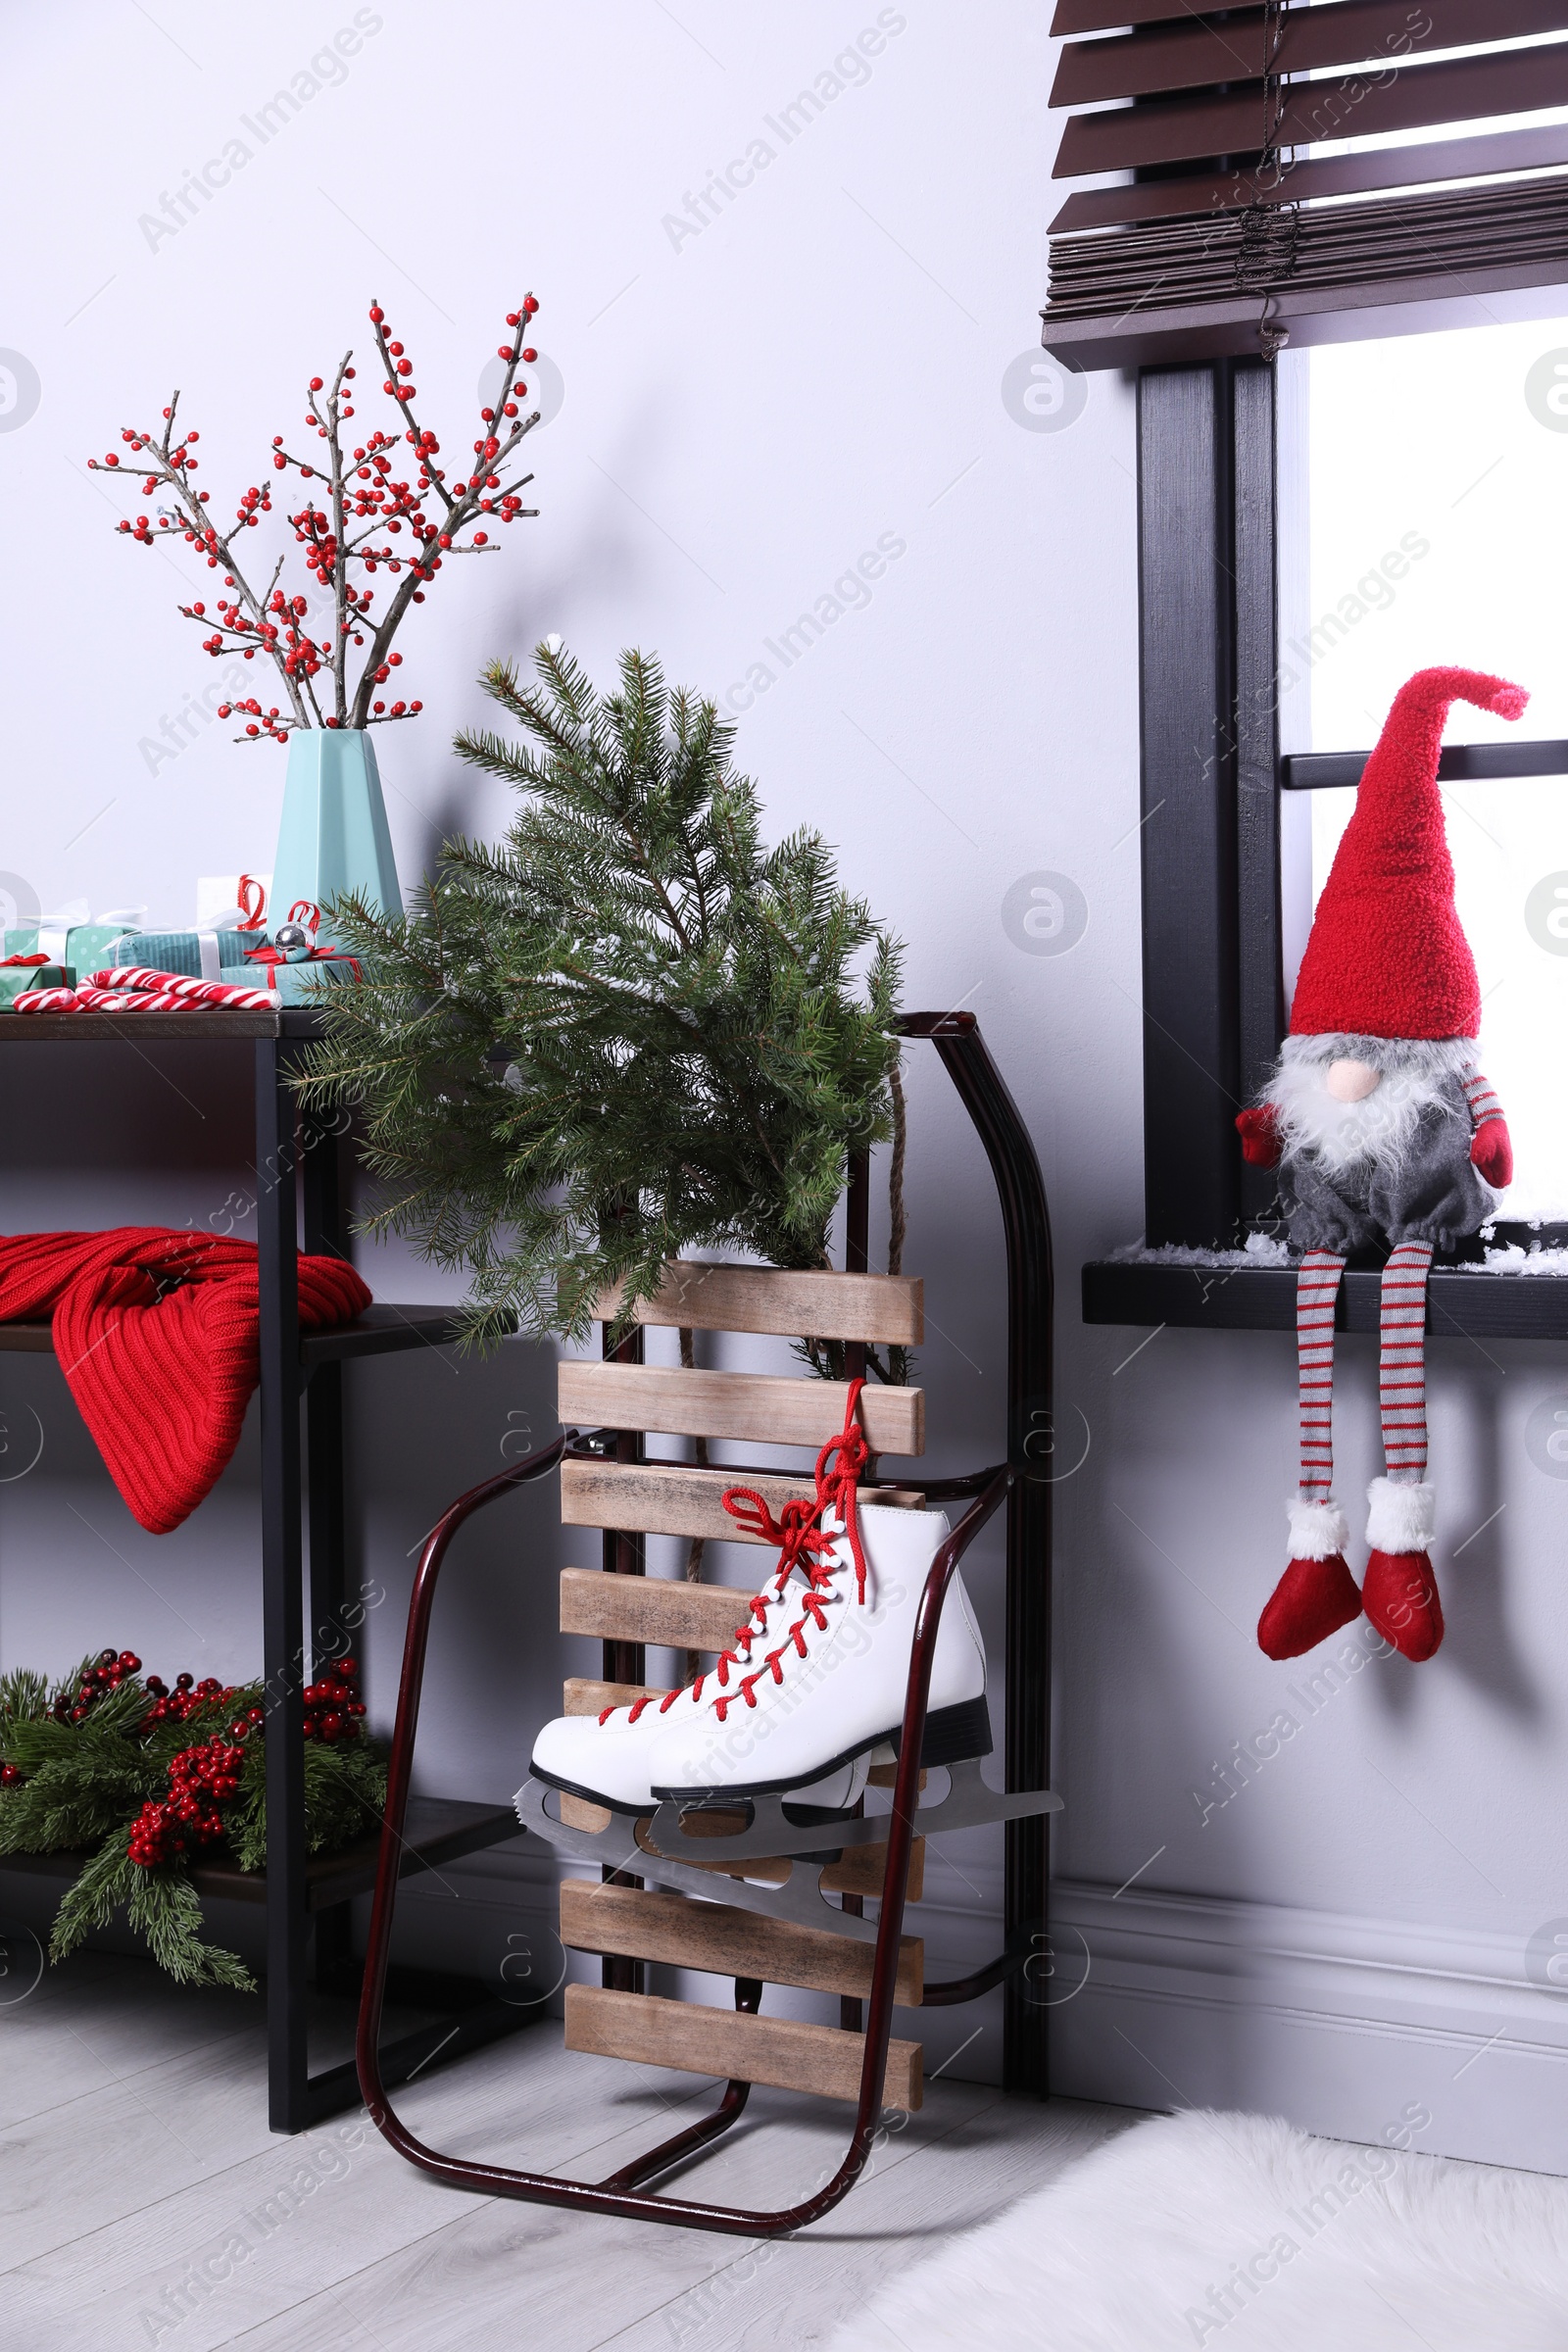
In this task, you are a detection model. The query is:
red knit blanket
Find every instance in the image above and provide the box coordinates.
[0,1229,371,1532]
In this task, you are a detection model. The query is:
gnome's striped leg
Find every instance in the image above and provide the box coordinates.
[1257,1252,1362,1661]
[1297,1249,1346,1503]
[1363,1241,1445,1662]
[1378,1240,1433,1481]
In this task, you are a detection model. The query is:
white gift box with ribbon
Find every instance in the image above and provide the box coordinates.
[0,900,147,971]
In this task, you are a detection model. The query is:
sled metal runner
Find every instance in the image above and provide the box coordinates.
[357,1011,1057,2234]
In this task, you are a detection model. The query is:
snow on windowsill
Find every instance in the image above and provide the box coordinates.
[1476,1246,1568,1277]
[1110,1236,1293,1270]
[1109,1236,1568,1278]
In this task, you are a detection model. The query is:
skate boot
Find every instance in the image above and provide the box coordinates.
[643,1494,990,1806]
[522,1541,874,1817]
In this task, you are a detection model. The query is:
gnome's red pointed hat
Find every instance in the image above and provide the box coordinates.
[1290,666,1529,1042]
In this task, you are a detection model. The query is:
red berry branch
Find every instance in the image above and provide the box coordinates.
[50,1645,144,1723]
[87,297,543,744]
[124,1655,366,1868]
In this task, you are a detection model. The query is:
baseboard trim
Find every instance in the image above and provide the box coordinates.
[1050,1877,1568,2175]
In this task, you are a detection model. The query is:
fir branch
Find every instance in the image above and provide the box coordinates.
[50,1834,253,1989]
[4,1657,381,1991]
[295,641,906,1347]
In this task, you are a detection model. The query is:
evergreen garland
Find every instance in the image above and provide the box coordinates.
[294,643,906,1350]
[0,1652,386,1990]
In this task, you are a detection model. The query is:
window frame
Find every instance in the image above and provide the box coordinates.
[1097,354,1568,1339]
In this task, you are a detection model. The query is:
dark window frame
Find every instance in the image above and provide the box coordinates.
[1137,359,1286,1248]
[1097,355,1568,1339]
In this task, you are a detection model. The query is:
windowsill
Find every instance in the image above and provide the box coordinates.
[1083,1249,1568,1339]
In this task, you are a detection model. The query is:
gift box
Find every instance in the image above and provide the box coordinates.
[111,930,255,982]
[0,964,70,1010]
[220,957,358,1005]
[2,921,140,971]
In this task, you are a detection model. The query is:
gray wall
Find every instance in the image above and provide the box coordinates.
[2,2,1564,2169]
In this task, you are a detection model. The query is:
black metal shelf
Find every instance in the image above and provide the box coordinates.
[0,1012,527,2132]
[0,1796,519,1912]
[0,1008,322,1043]
[0,1304,472,1364]
[1083,1257,1568,1338]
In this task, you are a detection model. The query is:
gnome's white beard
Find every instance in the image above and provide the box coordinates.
[1270,1035,1472,1176]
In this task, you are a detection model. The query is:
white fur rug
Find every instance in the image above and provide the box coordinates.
[834,2110,1568,2351]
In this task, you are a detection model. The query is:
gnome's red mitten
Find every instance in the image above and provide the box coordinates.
[1360,1478,1445,1662]
[1470,1119,1513,1190]
[1236,1104,1283,1168]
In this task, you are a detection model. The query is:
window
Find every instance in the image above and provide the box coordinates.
[1297,317,1568,1219]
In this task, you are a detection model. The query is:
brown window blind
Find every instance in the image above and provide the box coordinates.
[1043,2,1568,369]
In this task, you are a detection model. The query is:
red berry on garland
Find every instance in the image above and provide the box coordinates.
[1,1763,22,1788]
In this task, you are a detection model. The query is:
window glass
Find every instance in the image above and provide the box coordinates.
[1305,317,1568,1220]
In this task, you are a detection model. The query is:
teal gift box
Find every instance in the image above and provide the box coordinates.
[220,957,358,1005]
[110,930,254,981]
[1,922,139,973]
[0,964,70,1009]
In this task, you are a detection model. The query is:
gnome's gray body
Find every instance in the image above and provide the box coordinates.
[1269,1035,1492,1257]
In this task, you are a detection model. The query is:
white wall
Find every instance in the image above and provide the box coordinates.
[1,1,1564,2169]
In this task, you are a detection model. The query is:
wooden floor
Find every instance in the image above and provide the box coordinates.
[0,1952,1140,2350]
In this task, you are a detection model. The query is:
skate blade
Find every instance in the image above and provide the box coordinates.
[645,1758,1062,1867]
[514,1773,884,1943]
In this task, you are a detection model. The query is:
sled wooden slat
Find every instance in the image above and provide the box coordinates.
[633,1818,927,1900]
[560,1791,613,1833]
[561,1457,924,1543]
[554,1800,926,1896]
[561,1566,761,1653]
[564,1984,923,2110]
[564,1678,670,1716]
[559,1881,925,2004]
[558,1361,924,1454]
[592,1261,923,1345]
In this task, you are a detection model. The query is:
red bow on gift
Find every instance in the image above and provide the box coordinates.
[0,954,49,967]
[235,874,267,931]
[242,900,361,993]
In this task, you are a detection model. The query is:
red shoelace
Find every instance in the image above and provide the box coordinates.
[599,1379,871,1730]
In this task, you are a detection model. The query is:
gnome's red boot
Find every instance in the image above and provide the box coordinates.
[1258,1499,1363,1661]
[1360,1478,1445,1661]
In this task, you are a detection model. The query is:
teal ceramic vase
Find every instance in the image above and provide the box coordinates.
[270,728,401,937]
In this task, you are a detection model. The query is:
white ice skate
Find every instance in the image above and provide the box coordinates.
[518,1380,1055,1938]
[523,1554,878,1817]
[643,1497,990,1804]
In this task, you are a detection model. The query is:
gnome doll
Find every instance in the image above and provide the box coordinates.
[1237,666,1526,1665]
